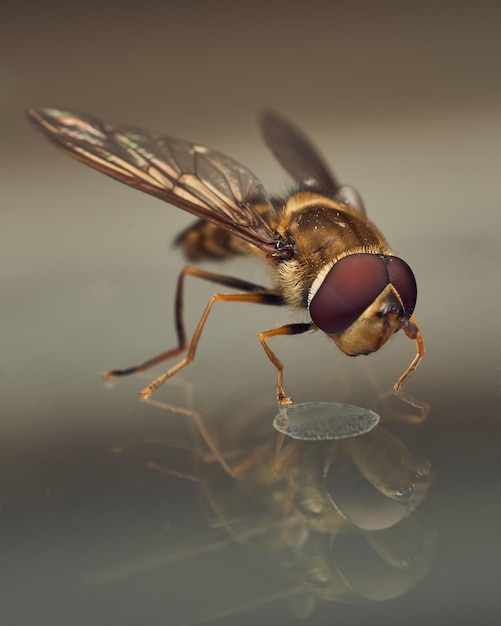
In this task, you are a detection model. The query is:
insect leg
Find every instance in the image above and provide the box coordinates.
[393,315,425,391]
[103,265,282,381]
[258,323,313,405]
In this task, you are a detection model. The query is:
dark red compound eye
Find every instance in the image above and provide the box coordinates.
[385,256,417,318]
[309,254,417,334]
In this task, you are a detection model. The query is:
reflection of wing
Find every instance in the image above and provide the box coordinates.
[260,109,366,215]
[27,108,295,256]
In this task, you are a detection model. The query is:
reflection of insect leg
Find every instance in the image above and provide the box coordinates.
[258,323,313,405]
[104,265,284,398]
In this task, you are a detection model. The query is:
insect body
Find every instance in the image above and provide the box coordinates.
[27,108,424,403]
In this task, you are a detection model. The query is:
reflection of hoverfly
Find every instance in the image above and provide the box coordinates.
[27,108,424,403]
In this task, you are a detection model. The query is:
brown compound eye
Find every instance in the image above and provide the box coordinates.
[309,254,417,334]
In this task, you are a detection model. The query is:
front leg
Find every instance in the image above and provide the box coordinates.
[393,315,425,392]
[258,323,313,404]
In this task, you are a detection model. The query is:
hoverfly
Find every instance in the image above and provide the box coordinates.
[27,108,424,404]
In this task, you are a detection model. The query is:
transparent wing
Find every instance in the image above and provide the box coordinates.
[334,184,367,216]
[259,109,366,215]
[27,108,294,256]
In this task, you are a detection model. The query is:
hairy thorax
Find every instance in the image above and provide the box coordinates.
[271,192,393,310]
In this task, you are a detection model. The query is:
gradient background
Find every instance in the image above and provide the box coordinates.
[1,1,501,625]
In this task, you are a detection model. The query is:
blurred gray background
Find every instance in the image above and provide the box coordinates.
[1,1,501,625]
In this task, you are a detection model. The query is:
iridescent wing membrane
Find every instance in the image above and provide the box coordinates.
[27,108,290,256]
